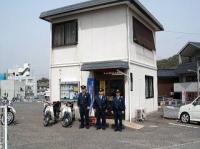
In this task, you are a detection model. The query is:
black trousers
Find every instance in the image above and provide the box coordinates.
[114,111,122,129]
[79,107,89,127]
[96,110,106,128]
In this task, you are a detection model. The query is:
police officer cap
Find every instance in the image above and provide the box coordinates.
[116,89,120,93]
[81,85,86,89]
[99,88,104,92]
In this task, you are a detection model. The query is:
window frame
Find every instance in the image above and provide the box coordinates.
[132,16,155,51]
[52,19,78,48]
[145,75,154,99]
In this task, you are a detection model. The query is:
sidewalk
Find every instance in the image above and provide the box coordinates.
[107,119,144,130]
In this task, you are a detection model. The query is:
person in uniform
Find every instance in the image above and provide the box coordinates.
[112,89,125,132]
[77,85,91,129]
[93,88,108,130]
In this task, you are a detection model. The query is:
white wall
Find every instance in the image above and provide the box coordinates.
[127,64,158,119]
[128,8,156,68]
[51,5,128,66]
[124,8,158,120]
[174,82,197,92]
[50,65,91,101]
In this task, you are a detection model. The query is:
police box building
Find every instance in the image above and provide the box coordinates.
[40,0,164,121]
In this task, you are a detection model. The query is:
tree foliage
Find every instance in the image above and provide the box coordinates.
[157,55,179,69]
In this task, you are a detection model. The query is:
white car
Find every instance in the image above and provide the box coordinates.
[179,96,200,123]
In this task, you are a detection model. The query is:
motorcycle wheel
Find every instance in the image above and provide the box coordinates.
[1,111,15,125]
[43,115,50,127]
[62,112,71,127]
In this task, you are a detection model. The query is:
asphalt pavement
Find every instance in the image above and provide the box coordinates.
[5,102,200,149]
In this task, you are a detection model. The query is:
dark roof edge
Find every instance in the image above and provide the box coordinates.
[130,0,163,31]
[40,0,163,31]
[40,0,125,20]
[178,41,200,55]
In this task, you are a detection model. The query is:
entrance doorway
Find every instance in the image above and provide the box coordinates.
[93,69,125,119]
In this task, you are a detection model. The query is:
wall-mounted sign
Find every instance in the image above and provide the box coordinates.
[60,82,79,101]
[103,71,123,76]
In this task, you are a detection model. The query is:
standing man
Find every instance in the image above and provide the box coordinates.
[78,85,91,129]
[112,89,125,132]
[93,88,107,130]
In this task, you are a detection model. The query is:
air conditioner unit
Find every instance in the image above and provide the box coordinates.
[136,109,146,122]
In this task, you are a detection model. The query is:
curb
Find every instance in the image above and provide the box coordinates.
[107,119,144,130]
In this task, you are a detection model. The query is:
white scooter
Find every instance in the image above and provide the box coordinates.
[0,97,16,125]
[43,101,75,127]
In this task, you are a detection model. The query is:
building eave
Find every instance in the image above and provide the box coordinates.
[39,0,164,31]
[178,42,200,57]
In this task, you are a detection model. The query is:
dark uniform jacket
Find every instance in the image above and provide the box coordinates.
[78,92,91,109]
[93,95,107,111]
[112,96,125,112]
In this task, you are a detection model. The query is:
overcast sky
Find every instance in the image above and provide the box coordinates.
[0,0,200,78]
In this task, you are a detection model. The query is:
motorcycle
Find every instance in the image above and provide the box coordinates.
[0,97,16,125]
[43,101,75,127]
[61,101,75,127]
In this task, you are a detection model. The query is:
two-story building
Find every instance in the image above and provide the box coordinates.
[40,0,163,121]
[174,42,200,103]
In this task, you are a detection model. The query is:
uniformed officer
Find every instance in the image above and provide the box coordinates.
[112,89,125,132]
[93,88,107,130]
[78,85,91,129]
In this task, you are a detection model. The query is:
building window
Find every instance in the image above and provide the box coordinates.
[52,20,78,47]
[130,73,133,91]
[133,17,155,50]
[145,76,154,98]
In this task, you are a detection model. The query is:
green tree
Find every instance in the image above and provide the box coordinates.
[157,55,179,69]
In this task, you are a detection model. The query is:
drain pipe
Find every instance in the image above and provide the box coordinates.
[126,5,131,123]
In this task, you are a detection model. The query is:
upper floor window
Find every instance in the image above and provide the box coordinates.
[145,75,154,99]
[133,17,155,50]
[52,20,78,48]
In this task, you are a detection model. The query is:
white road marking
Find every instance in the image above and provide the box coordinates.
[154,139,200,149]
[168,122,199,129]
[149,125,158,128]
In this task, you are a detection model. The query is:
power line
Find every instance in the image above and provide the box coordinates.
[163,30,200,35]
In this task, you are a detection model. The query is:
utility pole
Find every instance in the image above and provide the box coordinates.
[197,58,200,96]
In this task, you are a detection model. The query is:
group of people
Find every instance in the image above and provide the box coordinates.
[77,85,125,132]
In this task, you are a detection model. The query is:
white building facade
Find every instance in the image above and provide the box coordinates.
[40,0,163,121]
[0,80,25,100]
[6,63,37,99]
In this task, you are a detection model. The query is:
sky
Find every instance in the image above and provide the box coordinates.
[0,0,200,78]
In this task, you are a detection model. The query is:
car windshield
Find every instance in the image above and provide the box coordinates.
[194,97,200,105]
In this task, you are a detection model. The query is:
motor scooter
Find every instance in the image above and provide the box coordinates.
[43,101,75,127]
[0,97,16,125]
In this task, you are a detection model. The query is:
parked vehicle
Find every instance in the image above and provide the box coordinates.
[43,101,75,127]
[158,96,167,106]
[179,96,200,123]
[0,97,16,125]
[61,102,75,127]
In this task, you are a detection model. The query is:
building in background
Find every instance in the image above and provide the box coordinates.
[0,63,37,100]
[158,69,179,98]
[174,42,200,103]
[7,63,30,80]
[0,80,25,100]
[0,73,6,80]
[37,78,49,97]
[40,0,164,121]
[158,42,200,104]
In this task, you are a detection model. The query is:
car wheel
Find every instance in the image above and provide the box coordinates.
[180,113,190,123]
